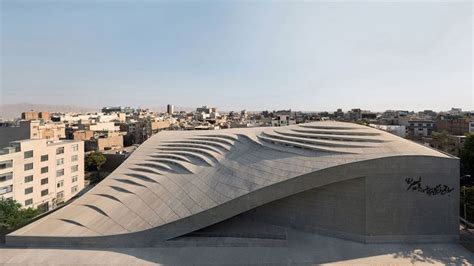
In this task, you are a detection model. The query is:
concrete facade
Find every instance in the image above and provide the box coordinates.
[6,121,459,247]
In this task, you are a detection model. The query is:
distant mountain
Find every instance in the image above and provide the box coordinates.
[0,103,98,120]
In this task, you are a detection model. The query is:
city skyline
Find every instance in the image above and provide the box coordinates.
[1,1,473,111]
[0,102,472,122]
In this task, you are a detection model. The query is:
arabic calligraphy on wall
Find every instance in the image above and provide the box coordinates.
[405,176,454,196]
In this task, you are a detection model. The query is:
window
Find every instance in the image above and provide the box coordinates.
[56,158,64,166]
[56,191,64,199]
[24,175,33,183]
[24,150,33,159]
[41,178,48,185]
[0,172,13,182]
[71,155,78,162]
[72,144,79,151]
[41,155,48,162]
[57,180,64,188]
[41,166,48,174]
[25,199,33,206]
[24,187,33,195]
[71,186,78,194]
[56,147,64,155]
[41,189,49,197]
[0,185,13,195]
[0,160,13,170]
[72,175,78,183]
[56,169,64,177]
[71,165,79,173]
[24,163,33,171]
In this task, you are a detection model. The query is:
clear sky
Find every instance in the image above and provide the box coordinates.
[1,1,472,112]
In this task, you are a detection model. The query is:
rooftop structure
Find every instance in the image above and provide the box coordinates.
[6,121,459,247]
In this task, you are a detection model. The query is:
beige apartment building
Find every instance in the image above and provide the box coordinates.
[0,139,84,211]
[0,120,66,148]
[30,120,66,140]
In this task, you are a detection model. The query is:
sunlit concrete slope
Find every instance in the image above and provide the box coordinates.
[6,121,459,247]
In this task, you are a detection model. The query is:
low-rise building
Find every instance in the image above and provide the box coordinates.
[0,139,84,211]
[85,132,124,151]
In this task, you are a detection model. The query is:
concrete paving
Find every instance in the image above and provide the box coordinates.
[1,228,473,265]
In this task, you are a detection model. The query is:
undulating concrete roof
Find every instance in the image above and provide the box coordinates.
[9,121,453,241]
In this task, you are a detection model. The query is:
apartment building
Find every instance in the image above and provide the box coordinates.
[404,120,435,139]
[436,118,472,135]
[271,115,296,127]
[0,120,66,148]
[30,120,66,140]
[0,139,84,211]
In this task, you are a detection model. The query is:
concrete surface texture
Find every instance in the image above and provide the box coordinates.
[1,228,473,265]
[6,121,460,247]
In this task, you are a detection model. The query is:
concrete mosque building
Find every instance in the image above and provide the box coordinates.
[6,121,459,247]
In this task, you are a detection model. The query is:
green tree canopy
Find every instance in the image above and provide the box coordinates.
[85,151,107,171]
[0,198,41,231]
[461,134,474,178]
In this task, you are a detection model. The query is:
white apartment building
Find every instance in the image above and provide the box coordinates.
[87,122,120,132]
[271,115,296,127]
[370,124,407,138]
[0,139,84,211]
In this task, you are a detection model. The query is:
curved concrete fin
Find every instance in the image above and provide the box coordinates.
[129,167,163,176]
[114,178,148,188]
[163,139,231,152]
[286,129,385,142]
[124,173,159,183]
[257,134,356,154]
[262,132,371,148]
[153,151,214,166]
[155,147,220,163]
[158,143,223,154]
[146,158,195,174]
[291,128,381,137]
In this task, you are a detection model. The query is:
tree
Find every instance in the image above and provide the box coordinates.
[85,151,107,172]
[433,131,454,152]
[85,151,107,182]
[460,134,474,178]
[0,198,41,231]
[461,186,474,222]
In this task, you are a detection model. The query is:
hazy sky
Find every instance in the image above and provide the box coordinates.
[1,1,472,111]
